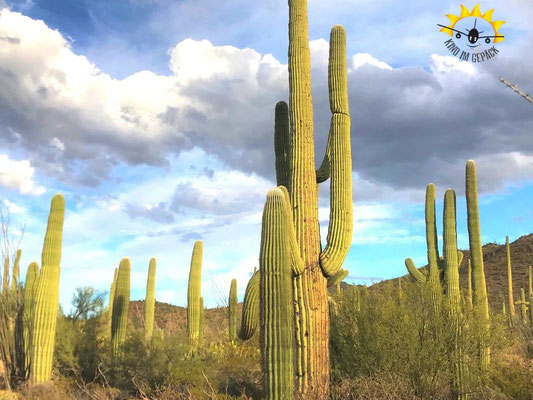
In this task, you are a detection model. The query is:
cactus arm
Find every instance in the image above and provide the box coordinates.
[457,251,463,268]
[274,101,292,191]
[31,194,65,383]
[315,140,330,184]
[229,278,237,342]
[319,25,353,278]
[144,257,156,340]
[259,188,294,399]
[111,257,130,358]
[405,258,427,284]
[279,186,304,276]
[23,262,38,376]
[424,184,441,284]
[327,268,348,288]
[11,249,21,290]
[187,240,203,348]
[239,270,259,341]
[443,189,460,307]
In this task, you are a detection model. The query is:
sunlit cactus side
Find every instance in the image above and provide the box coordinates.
[515,288,529,325]
[259,187,303,400]
[229,279,237,342]
[199,297,204,345]
[404,183,442,310]
[466,260,473,309]
[144,258,156,340]
[23,262,38,376]
[506,236,515,318]
[11,249,21,290]
[31,194,65,383]
[111,258,130,358]
[273,7,353,390]
[187,240,203,348]
[239,270,259,341]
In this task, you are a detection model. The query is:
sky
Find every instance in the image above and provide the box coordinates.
[0,0,532,312]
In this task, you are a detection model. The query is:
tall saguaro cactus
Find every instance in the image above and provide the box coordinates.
[144,258,156,340]
[229,279,237,342]
[187,240,202,348]
[273,2,353,392]
[31,194,65,383]
[465,160,490,366]
[111,258,130,358]
[260,187,304,400]
[506,236,515,318]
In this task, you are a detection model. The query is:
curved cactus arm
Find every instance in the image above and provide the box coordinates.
[327,268,348,288]
[457,251,464,269]
[275,101,292,190]
[279,186,304,276]
[239,270,259,341]
[405,258,427,284]
[315,140,330,184]
[319,25,353,278]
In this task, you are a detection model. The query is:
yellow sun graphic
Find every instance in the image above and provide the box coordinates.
[440,4,505,43]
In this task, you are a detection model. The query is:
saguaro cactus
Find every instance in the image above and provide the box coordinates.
[144,258,156,340]
[187,240,202,348]
[506,236,515,318]
[529,266,533,324]
[199,297,204,345]
[2,257,8,294]
[31,194,65,383]
[260,187,304,400]
[111,258,130,358]
[229,279,237,342]
[515,288,529,324]
[23,262,38,376]
[239,270,259,340]
[273,3,353,392]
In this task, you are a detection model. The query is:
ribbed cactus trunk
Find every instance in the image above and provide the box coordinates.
[11,250,21,291]
[2,257,8,294]
[516,288,528,324]
[284,1,353,393]
[506,236,515,318]
[187,241,202,348]
[111,258,130,359]
[443,189,468,400]
[144,258,156,340]
[405,183,442,311]
[199,297,204,345]
[23,262,38,377]
[466,260,473,308]
[108,267,118,335]
[260,188,300,400]
[229,279,237,342]
[31,194,65,383]
[239,270,259,340]
[465,160,490,366]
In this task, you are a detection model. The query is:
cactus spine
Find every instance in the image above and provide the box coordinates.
[23,262,38,376]
[465,160,490,366]
[229,279,237,342]
[11,249,21,290]
[506,236,515,317]
[111,258,130,358]
[31,194,65,383]
[187,240,202,348]
[260,187,303,400]
[144,258,156,340]
[276,3,353,391]
[239,270,259,340]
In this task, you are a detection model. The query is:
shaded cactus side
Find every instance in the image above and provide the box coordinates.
[31,194,65,384]
[229,279,237,342]
[23,262,38,377]
[187,240,202,348]
[144,258,156,340]
[111,258,130,358]
[239,270,259,341]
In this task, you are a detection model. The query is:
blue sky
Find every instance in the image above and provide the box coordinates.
[0,0,532,311]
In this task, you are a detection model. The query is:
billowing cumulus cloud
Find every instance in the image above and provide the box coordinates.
[0,154,45,195]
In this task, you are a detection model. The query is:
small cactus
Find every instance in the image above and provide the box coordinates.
[187,241,203,348]
[229,279,237,342]
[239,270,259,341]
[111,258,130,358]
[144,258,156,340]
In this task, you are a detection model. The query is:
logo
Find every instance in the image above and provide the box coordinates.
[437,4,505,62]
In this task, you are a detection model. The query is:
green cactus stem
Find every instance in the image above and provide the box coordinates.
[31,194,65,383]
[515,288,529,325]
[229,279,237,342]
[199,297,204,345]
[2,257,8,294]
[529,266,533,324]
[23,262,38,376]
[466,260,473,309]
[144,258,156,340]
[506,236,515,318]
[274,101,291,190]
[11,249,21,291]
[239,270,259,341]
[111,258,130,358]
[187,240,202,348]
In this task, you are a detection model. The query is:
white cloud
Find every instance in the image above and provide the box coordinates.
[352,53,393,70]
[3,198,25,214]
[0,154,45,195]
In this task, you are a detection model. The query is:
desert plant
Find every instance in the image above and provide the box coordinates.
[187,241,202,349]
[111,258,130,358]
[229,279,237,343]
[144,258,156,340]
[239,270,259,341]
[506,235,515,318]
